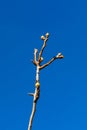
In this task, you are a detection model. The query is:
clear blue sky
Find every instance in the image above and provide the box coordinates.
[0,0,87,130]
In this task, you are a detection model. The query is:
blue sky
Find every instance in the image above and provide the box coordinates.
[0,0,87,130]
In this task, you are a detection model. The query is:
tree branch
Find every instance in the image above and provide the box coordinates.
[38,38,47,61]
[28,100,36,130]
[28,66,40,130]
[28,33,64,130]
[33,48,38,65]
[40,57,56,70]
[40,53,64,70]
[38,33,49,62]
[28,87,40,130]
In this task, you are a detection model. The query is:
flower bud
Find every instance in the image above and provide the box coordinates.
[35,82,40,88]
[41,35,45,40]
[56,53,64,59]
[41,57,43,61]
[40,57,44,62]
[45,33,49,38]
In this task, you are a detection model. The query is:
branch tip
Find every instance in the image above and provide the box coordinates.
[34,48,38,54]
[45,32,49,38]
[56,53,64,59]
[41,35,45,40]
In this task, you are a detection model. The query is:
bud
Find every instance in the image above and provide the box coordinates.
[40,57,44,62]
[41,35,45,40]
[35,82,40,88]
[45,33,49,38]
[34,48,38,53]
[41,57,43,61]
[56,53,64,59]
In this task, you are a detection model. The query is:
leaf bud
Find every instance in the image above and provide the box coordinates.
[56,53,64,59]
[41,35,45,40]
[35,82,40,88]
[45,33,49,38]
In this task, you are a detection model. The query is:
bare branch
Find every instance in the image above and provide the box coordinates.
[33,48,38,65]
[28,100,36,130]
[56,52,64,59]
[38,37,48,62]
[28,86,40,130]
[28,33,64,130]
[40,53,64,70]
[28,67,40,130]
[39,57,56,70]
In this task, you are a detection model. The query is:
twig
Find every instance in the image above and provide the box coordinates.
[28,65,40,130]
[40,57,56,70]
[28,87,40,130]
[28,33,64,130]
[40,53,64,70]
[38,38,47,61]
[33,48,38,66]
[28,101,36,130]
[38,33,49,62]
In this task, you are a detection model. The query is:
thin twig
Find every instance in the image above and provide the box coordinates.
[28,87,40,130]
[38,38,48,62]
[28,100,36,130]
[33,48,38,65]
[40,57,57,70]
[28,93,34,96]
[40,53,64,70]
